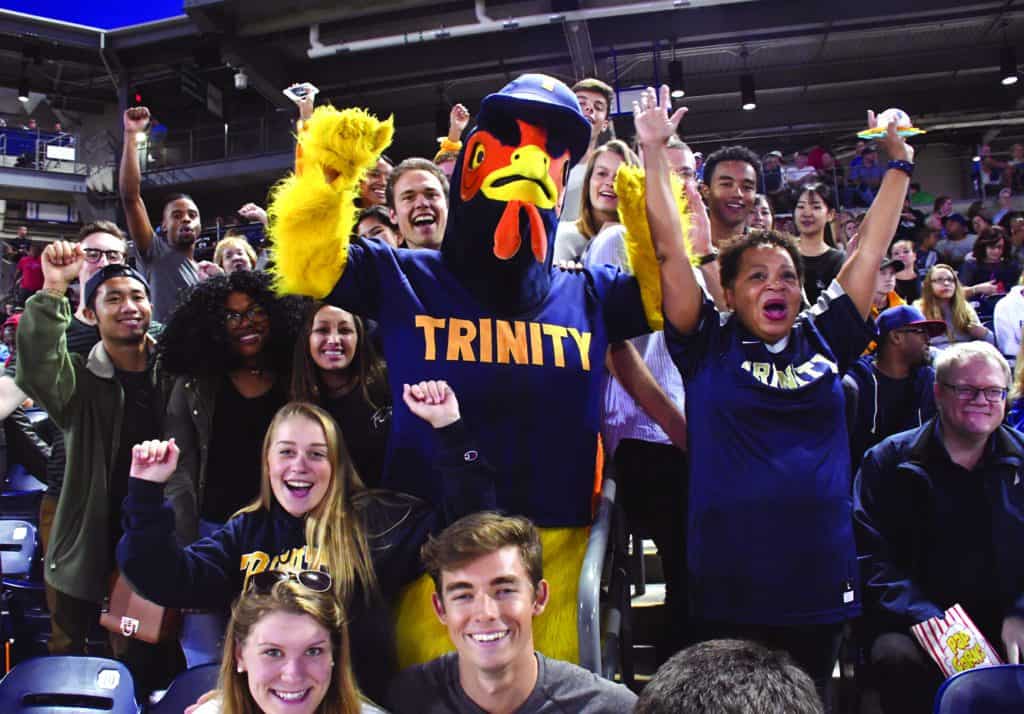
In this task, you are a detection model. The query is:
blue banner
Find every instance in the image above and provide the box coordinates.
[2,0,185,29]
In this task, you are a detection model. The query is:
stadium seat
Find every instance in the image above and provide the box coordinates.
[146,662,218,713]
[934,663,1024,713]
[0,521,36,577]
[0,656,138,713]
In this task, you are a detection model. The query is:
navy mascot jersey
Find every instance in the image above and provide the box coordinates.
[330,238,648,527]
[666,281,872,625]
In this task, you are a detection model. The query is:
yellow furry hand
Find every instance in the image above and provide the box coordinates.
[300,106,395,188]
[267,105,395,299]
[615,165,692,332]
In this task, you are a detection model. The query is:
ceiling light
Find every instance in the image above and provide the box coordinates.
[740,73,756,111]
[17,76,29,103]
[669,60,685,99]
[1001,46,1019,86]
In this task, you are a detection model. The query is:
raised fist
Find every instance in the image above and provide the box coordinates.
[123,106,151,134]
[41,241,84,291]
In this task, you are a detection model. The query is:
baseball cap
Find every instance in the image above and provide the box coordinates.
[879,257,904,272]
[84,264,151,310]
[766,150,783,158]
[876,305,946,339]
[944,212,969,227]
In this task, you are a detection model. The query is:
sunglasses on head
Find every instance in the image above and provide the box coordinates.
[246,569,333,594]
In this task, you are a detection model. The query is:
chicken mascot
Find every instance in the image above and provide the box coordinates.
[268,73,676,674]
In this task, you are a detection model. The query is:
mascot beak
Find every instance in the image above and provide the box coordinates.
[480,144,559,210]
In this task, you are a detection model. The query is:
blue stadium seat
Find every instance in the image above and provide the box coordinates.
[146,663,218,713]
[934,663,1024,713]
[0,521,36,577]
[0,656,138,713]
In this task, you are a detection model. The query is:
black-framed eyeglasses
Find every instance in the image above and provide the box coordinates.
[939,382,1008,402]
[246,569,333,594]
[224,305,267,328]
[82,248,126,264]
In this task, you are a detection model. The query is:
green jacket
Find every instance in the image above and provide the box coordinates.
[15,291,196,603]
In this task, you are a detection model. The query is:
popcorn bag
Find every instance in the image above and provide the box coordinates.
[911,604,1003,678]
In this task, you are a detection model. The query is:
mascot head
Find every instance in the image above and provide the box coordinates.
[442,74,591,314]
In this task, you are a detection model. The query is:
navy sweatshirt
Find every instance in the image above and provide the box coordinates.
[116,419,495,702]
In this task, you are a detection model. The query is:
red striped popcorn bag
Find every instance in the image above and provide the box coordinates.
[911,603,1004,678]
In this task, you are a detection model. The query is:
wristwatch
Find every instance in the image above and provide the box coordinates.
[697,252,718,266]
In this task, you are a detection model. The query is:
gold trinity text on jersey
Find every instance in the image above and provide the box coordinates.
[414,315,592,370]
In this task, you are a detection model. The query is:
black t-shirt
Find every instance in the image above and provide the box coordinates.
[874,372,916,444]
[201,377,284,523]
[895,277,922,304]
[324,386,391,488]
[801,248,845,305]
[111,367,160,550]
[924,440,1002,638]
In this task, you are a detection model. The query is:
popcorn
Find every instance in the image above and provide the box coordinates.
[911,603,1003,678]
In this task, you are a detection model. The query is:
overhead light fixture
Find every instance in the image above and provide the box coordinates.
[669,59,685,99]
[740,73,756,111]
[17,76,29,103]
[1001,46,1019,86]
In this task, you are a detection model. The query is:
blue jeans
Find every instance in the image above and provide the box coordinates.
[178,519,229,668]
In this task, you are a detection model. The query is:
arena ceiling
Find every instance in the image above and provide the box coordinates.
[1,0,1023,159]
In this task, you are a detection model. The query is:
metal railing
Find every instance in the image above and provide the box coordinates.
[578,473,631,681]
[0,127,88,176]
[140,115,296,171]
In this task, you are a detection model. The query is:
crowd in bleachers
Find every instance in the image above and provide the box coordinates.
[2,71,1024,714]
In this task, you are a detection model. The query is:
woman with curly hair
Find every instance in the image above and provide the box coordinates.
[914,264,993,350]
[291,303,390,487]
[158,269,306,667]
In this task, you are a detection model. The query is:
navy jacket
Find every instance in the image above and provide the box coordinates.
[854,419,1024,633]
[116,419,495,702]
[844,356,936,470]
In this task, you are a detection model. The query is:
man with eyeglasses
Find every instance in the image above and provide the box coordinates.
[15,240,188,697]
[0,221,156,657]
[845,305,944,469]
[854,340,1024,713]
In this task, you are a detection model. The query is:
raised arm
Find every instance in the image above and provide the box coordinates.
[634,86,703,335]
[119,107,157,254]
[117,438,238,609]
[837,114,915,318]
[14,242,81,426]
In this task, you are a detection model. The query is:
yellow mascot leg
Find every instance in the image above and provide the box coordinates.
[393,526,590,669]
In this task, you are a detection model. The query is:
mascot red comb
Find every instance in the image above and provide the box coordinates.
[268,73,668,669]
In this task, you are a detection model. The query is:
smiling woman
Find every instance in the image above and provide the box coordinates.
[193,579,384,714]
[156,270,307,667]
[117,388,497,703]
[291,302,391,487]
[553,139,640,263]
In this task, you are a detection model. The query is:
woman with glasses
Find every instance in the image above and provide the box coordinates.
[156,270,306,668]
[192,578,385,714]
[914,264,993,350]
[118,390,495,703]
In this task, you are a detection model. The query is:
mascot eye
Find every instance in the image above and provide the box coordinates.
[469,144,486,170]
